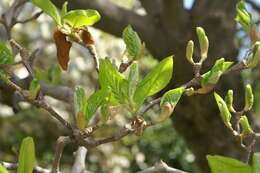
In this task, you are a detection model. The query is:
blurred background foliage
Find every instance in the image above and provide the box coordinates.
[0,0,260,173]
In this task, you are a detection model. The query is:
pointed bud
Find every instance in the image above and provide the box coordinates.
[240,115,253,135]
[214,92,232,129]
[247,42,260,68]
[196,27,209,62]
[186,40,195,64]
[156,103,174,123]
[244,84,254,111]
[225,90,236,113]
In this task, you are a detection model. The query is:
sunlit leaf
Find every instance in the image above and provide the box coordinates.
[32,0,61,25]
[17,137,36,173]
[207,155,252,173]
[123,25,142,59]
[62,9,101,28]
[160,87,185,106]
[99,58,128,103]
[85,89,108,124]
[134,56,173,107]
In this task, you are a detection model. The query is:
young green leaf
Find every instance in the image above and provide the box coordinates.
[99,58,128,103]
[49,64,61,84]
[225,89,235,113]
[62,9,101,28]
[207,155,252,173]
[61,1,68,17]
[160,87,185,106]
[128,62,139,105]
[244,84,254,111]
[0,42,13,64]
[32,0,61,25]
[122,25,142,59]
[235,1,252,32]
[0,163,9,173]
[240,115,253,135]
[17,137,36,173]
[29,79,40,100]
[85,89,108,124]
[134,56,173,107]
[214,92,232,129]
[196,27,209,61]
[252,153,260,173]
[201,58,233,87]
[74,86,87,117]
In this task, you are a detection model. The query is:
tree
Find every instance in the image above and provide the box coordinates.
[50,0,260,172]
[1,0,260,173]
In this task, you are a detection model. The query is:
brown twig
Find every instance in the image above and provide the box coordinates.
[51,136,71,173]
[2,161,51,173]
[137,160,189,173]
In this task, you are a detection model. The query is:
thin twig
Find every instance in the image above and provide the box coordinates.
[2,161,51,173]
[51,136,71,173]
[137,160,189,173]
[16,11,43,24]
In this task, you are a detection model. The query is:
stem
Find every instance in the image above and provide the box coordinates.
[51,136,71,173]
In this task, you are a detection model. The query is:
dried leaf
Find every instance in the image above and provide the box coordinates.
[53,29,72,70]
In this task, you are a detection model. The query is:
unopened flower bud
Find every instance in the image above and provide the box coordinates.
[244,84,254,111]
[196,27,209,62]
[186,40,195,64]
[240,115,253,135]
[225,90,235,113]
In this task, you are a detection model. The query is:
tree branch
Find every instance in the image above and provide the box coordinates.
[2,161,51,173]
[137,160,189,173]
[70,147,93,173]
[51,136,71,173]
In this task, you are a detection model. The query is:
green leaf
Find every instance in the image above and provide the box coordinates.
[134,56,173,106]
[17,137,36,173]
[207,155,252,173]
[240,115,253,135]
[235,1,252,32]
[214,92,232,129]
[127,62,139,106]
[160,87,185,107]
[74,86,87,117]
[99,59,128,103]
[122,25,142,59]
[0,163,9,173]
[29,79,40,99]
[62,9,101,28]
[49,64,61,84]
[32,0,61,25]
[252,153,260,173]
[85,90,108,124]
[0,42,13,64]
[61,1,68,17]
[201,58,233,87]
